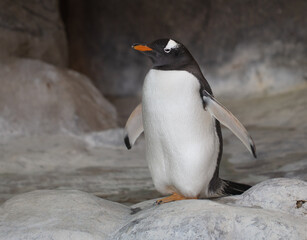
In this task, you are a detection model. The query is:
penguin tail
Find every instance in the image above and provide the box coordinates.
[221,180,251,196]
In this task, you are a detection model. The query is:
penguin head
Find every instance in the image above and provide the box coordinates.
[132,39,194,69]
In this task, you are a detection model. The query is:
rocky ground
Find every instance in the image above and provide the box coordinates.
[0,85,306,206]
[0,178,306,240]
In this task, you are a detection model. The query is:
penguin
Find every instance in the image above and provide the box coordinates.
[125,39,256,204]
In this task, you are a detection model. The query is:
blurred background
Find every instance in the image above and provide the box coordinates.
[0,0,306,205]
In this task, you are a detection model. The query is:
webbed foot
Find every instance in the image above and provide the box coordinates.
[155,192,197,205]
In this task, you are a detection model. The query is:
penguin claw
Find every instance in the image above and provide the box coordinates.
[154,199,165,205]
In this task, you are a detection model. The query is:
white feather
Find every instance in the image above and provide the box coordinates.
[164,39,179,51]
[125,104,143,147]
[142,69,219,197]
[202,90,256,157]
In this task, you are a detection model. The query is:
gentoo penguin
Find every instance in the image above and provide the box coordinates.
[125,39,256,204]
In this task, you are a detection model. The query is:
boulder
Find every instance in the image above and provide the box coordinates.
[0,0,67,67]
[219,178,307,217]
[0,58,117,136]
[0,178,306,239]
[0,190,130,240]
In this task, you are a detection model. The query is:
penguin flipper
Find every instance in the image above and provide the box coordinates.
[202,90,256,158]
[124,103,144,149]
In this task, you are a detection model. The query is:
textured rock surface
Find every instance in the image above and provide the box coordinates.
[0,58,117,136]
[63,0,307,96]
[217,178,307,217]
[0,0,67,66]
[219,85,307,184]
[0,132,150,206]
[0,179,306,240]
[0,190,130,240]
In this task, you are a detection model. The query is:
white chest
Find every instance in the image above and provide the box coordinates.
[142,69,219,197]
[143,69,201,115]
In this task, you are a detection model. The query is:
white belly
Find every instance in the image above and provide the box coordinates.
[142,69,219,197]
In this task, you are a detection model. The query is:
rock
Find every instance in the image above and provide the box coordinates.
[219,178,307,217]
[83,128,127,149]
[207,42,307,99]
[0,132,151,206]
[122,178,307,239]
[117,202,304,240]
[0,0,67,67]
[0,179,306,240]
[0,58,117,136]
[219,86,307,184]
[63,0,307,97]
[0,190,130,240]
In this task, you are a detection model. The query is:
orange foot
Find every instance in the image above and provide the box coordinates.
[155,192,197,205]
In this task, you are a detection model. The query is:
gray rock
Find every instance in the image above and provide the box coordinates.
[0,133,151,206]
[0,179,306,240]
[116,201,305,240]
[116,178,307,240]
[206,42,307,99]
[83,128,127,149]
[0,190,130,240]
[220,178,307,217]
[0,0,67,67]
[0,58,117,136]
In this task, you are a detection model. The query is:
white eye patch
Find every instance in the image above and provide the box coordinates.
[164,39,179,53]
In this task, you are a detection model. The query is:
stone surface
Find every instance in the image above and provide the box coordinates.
[219,85,307,184]
[0,190,130,240]
[0,179,306,240]
[0,132,150,206]
[63,0,307,97]
[206,42,307,99]
[0,58,117,136]
[120,203,305,239]
[217,178,307,217]
[0,0,67,66]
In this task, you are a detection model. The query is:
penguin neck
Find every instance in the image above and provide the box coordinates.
[152,59,196,71]
[153,63,186,71]
[152,61,213,95]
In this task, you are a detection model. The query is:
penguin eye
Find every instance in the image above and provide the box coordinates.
[164,48,171,53]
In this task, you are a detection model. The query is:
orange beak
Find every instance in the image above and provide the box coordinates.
[132,44,153,52]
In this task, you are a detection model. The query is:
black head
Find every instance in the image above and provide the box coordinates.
[132,39,195,70]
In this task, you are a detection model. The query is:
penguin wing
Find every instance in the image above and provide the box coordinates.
[202,90,257,158]
[124,103,144,149]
